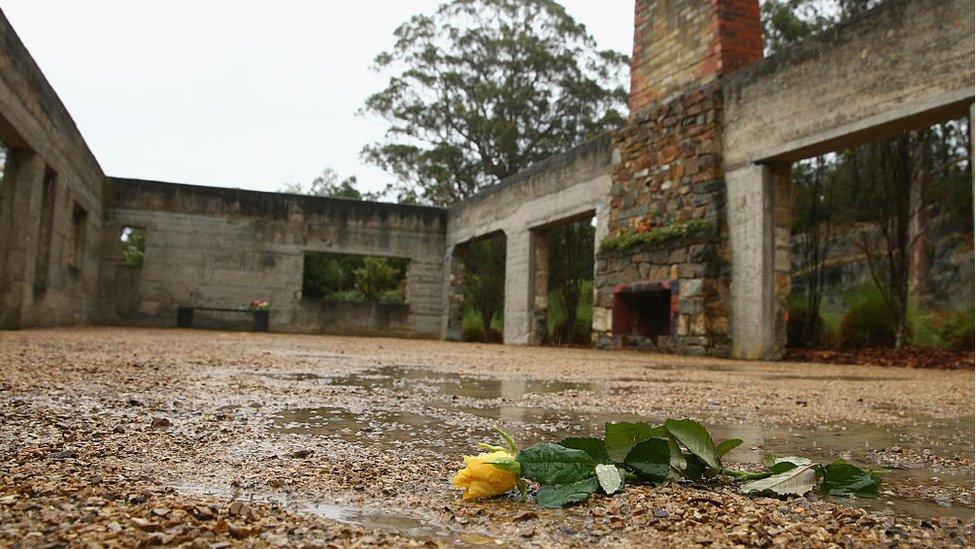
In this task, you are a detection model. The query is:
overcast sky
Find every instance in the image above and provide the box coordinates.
[1,1,634,196]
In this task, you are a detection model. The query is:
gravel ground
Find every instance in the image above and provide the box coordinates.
[1,327,973,547]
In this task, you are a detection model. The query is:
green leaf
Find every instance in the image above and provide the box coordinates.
[494,427,519,456]
[741,464,817,497]
[665,435,687,471]
[604,422,655,463]
[535,477,600,508]
[820,461,881,498]
[517,443,596,485]
[769,462,798,474]
[486,454,521,475]
[716,438,743,458]
[684,453,707,480]
[595,464,623,495]
[623,438,671,483]
[762,454,813,469]
[665,419,719,469]
[558,437,611,464]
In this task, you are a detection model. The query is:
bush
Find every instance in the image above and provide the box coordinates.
[937,308,975,351]
[787,302,829,348]
[839,285,895,348]
[326,289,364,302]
[546,281,594,346]
[485,328,504,343]
[461,303,504,343]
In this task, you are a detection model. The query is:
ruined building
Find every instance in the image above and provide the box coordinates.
[0,0,972,359]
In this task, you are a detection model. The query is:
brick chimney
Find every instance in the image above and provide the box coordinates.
[629,0,763,116]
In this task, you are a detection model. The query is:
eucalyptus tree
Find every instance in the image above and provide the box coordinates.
[361,0,628,205]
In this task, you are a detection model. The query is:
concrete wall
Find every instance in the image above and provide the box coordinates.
[722,0,975,359]
[0,8,106,329]
[99,178,446,337]
[445,134,613,344]
[723,0,974,168]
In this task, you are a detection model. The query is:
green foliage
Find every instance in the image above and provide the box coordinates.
[484,419,882,508]
[599,220,710,252]
[839,283,895,348]
[546,220,595,345]
[280,167,374,200]
[909,307,975,350]
[665,418,721,471]
[739,454,880,498]
[787,297,831,349]
[516,443,596,485]
[622,438,671,483]
[937,308,975,351]
[534,477,600,509]
[119,226,146,268]
[463,236,506,341]
[820,460,882,498]
[362,0,628,205]
[761,0,882,55]
[604,422,656,463]
[761,0,831,54]
[547,281,593,345]
[354,257,401,302]
[557,437,610,464]
[716,439,743,458]
[302,252,407,303]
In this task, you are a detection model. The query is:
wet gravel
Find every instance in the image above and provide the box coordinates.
[1,327,973,547]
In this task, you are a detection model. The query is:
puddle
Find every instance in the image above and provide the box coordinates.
[251,372,327,381]
[328,366,606,400]
[268,406,450,447]
[172,482,499,546]
[303,503,499,546]
[455,404,975,520]
[264,398,973,521]
[757,373,894,382]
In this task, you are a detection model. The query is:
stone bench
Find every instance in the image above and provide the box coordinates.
[176,306,269,332]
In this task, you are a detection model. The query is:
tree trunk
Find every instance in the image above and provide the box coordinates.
[480,309,494,338]
[908,132,930,301]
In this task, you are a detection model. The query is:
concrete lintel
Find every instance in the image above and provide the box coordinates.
[740,88,974,169]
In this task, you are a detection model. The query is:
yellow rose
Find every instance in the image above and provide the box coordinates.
[451,450,518,501]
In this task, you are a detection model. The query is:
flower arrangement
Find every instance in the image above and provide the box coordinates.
[453,420,882,508]
[249,298,270,311]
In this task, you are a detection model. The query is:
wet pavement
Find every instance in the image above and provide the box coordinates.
[1,327,973,547]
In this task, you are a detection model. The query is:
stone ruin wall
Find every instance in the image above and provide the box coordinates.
[99,178,447,338]
[595,85,731,355]
[593,0,763,356]
[0,9,106,329]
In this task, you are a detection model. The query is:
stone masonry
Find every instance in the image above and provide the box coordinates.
[593,0,763,356]
[595,85,731,355]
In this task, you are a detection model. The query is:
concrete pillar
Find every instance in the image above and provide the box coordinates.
[503,228,531,344]
[443,243,467,341]
[726,163,790,360]
[529,229,549,345]
[0,149,44,329]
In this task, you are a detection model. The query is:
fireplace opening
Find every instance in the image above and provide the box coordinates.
[612,282,674,340]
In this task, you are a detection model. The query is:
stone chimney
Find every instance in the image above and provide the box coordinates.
[629,0,763,116]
